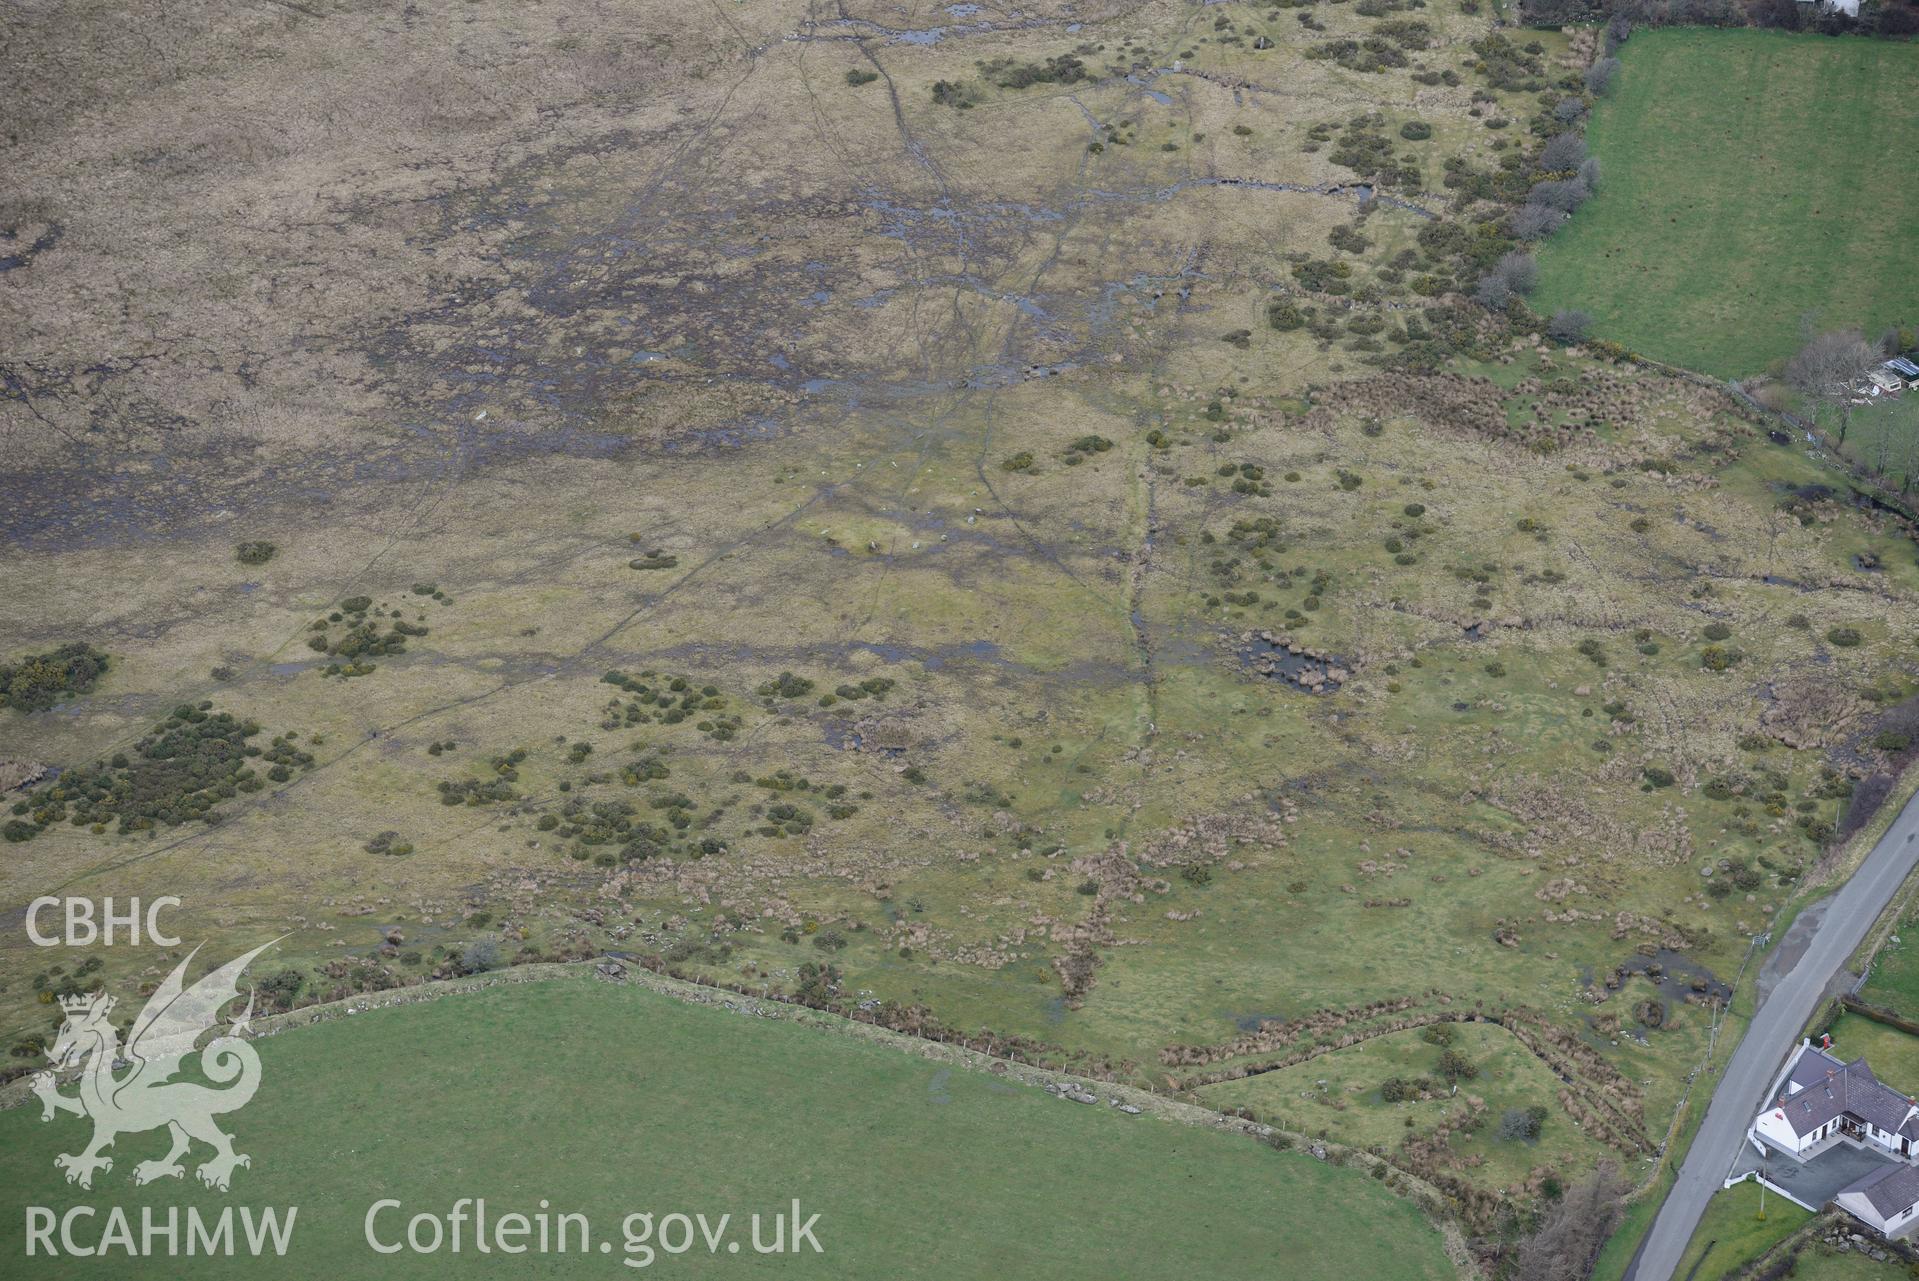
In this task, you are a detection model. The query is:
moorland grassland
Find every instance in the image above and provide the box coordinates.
[5,0,1919,1265]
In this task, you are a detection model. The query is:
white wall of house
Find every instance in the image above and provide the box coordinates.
[1868,1121,1913,1154]
[1836,1190,1917,1237]
[1755,1107,1812,1155]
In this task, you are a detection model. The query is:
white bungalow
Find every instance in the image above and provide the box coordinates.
[1741,1042,1919,1239]
[1752,1043,1919,1162]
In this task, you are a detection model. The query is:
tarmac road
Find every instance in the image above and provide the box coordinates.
[1624,786,1919,1281]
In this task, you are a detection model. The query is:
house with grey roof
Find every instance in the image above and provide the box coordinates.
[1836,1163,1919,1239]
[1754,1044,1919,1161]
[1747,1041,1919,1238]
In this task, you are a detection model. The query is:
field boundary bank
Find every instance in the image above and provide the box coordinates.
[0,957,1481,1274]
[1170,1004,1653,1155]
[1838,996,1919,1037]
[1624,352,1919,523]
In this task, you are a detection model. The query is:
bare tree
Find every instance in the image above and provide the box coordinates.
[1475,274,1514,309]
[1538,133,1587,173]
[1530,177,1592,213]
[1547,309,1593,344]
[1764,503,1787,574]
[1786,327,1879,445]
[1496,251,1538,294]
[1585,56,1621,95]
[1513,1165,1627,1281]
[1475,252,1538,309]
[1511,203,1569,240]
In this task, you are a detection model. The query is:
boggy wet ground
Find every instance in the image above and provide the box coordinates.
[10,6,1917,1210]
[0,0,1429,554]
[1236,630,1349,693]
[1588,949,1734,1029]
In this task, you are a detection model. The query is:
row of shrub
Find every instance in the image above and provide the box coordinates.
[4,704,313,842]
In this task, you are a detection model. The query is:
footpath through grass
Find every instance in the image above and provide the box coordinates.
[0,977,1456,1280]
[1534,29,1919,380]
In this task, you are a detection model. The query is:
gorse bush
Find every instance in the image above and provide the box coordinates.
[1063,435,1114,465]
[5,704,312,841]
[599,669,732,738]
[306,597,429,678]
[1499,1105,1548,1141]
[756,671,816,700]
[0,642,109,712]
[931,80,976,109]
[978,55,1088,89]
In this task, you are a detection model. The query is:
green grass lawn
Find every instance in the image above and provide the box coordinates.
[1821,1012,1919,1088]
[1674,1182,1809,1281]
[1534,29,1919,380]
[1830,394,1919,485]
[0,977,1457,1280]
[1859,917,1919,1018]
[1792,1244,1909,1281]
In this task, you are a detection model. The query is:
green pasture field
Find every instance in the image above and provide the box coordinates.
[1534,30,1919,379]
[0,976,1455,1281]
[1830,394,1919,486]
[1858,917,1919,1019]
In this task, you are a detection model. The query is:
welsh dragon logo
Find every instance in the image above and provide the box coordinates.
[32,939,279,1192]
